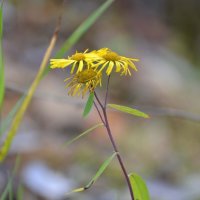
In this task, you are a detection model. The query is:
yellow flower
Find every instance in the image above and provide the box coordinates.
[94,48,139,76]
[65,68,102,97]
[50,50,100,74]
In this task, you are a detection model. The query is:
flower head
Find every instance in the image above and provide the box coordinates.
[94,48,139,76]
[50,48,139,98]
[65,68,102,98]
[50,50,100,74]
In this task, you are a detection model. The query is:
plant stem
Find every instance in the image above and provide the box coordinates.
[94,91,134,200]
[103,107,134,200]
[93,101,105,125]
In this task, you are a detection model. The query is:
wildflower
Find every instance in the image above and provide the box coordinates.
[94,48,139,76]
[65,68,102,97]
[50,50,100,74]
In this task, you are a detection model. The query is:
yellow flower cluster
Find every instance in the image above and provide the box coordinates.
[50,48,139,97]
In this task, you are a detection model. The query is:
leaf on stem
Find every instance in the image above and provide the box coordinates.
[83,92,94,117]
[67,152,117,195]
[63,123,104,147]
[129,173,150,200]
[108,104,149,118]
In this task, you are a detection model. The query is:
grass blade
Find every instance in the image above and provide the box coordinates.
[8,185,13,200]
[0,156,21,200]
[67,152,117,195]
[16,183,24,200]
[0,28,58,162]
[108,104,150,118]
[83,92,94,117]
[63,123,103,147]
[42,0,115,77]
[0,177,12,200]
[129,173,150,200]
[0,4,4,108]
[0,96,25,137]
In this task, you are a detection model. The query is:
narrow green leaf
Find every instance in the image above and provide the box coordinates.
[86,152,117,188]
[16,184,24,200]
[0,5,4,108]
[108,104,149,118]
[0,96,25,137]
[70,187,85,193]
[8,184,13,200]
[0,30,57,162]
[0,156,21,200]
[67,152,117,195]
[83,92,94,117]
[0,178,12,200]
[129,173,150,200]
[63,123,103,146]
[42,0,115,77]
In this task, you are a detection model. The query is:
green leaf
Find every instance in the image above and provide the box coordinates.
[129,173,150,200]
[108,104,149,118]
[0,29,57,162]
[0,177,12,200]
[0,5,4,109]
[42,0,115,77]
[8,184,13,200]
[63,123,103,146]
[83,93,94,117]
[67,152,117,195]
[16,184,24,200]
[85,152,117,188]
[0,96,25,137]
[0,156,21,200]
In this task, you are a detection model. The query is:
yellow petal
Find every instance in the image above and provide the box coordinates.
[70,62,77,74]
[78,60,84,72]
[50,59,74,69]
[116,61,122,72]
[106,61,114,75]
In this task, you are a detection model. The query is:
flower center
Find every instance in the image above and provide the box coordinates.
[71,53,85,61]
[77,69,98,83]
[102,52,120,61]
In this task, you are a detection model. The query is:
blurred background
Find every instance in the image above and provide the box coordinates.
[1,0,200,199]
